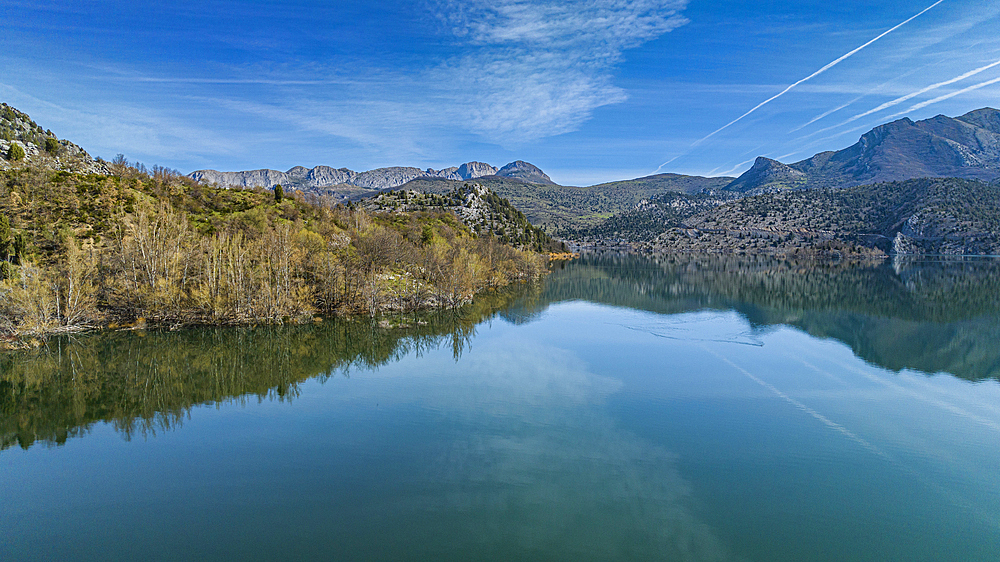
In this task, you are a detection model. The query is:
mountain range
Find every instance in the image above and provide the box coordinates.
[189,159,555,195]
[727,108,1000,192]
[189,108,1000,199]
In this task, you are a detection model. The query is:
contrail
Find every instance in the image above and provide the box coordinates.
[827,58,1000,130]
[693,0,945,146]
[713,157,758,177]
[789,98,861,133]
[899,74,1000,113]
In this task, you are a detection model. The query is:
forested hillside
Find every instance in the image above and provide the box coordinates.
[643,178,1000,256]
[0,161,546,338]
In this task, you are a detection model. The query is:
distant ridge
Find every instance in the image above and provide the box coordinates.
[188,159,557,192]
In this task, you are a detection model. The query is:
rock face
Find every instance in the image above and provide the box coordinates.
[456,161,497,179]
[495,160,555,184]
[726,157,807,193]
[728,108,1000,192]
[188,160,550,192]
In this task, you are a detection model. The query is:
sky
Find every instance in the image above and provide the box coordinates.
[2,0,999,185]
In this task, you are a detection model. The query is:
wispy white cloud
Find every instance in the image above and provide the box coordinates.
[430,0,689,144]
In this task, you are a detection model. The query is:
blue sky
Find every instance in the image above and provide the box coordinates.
[2,0,999,185]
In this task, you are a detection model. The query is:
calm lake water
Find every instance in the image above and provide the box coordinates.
[3,254,1000,561]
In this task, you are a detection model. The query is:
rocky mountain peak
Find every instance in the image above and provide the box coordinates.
[725,107,1000,192]
[957,107,1000,133]
[725,156,806,192]
[456,161,497,180]
[496,160,555,185]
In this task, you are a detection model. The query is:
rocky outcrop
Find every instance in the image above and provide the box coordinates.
[188,168,289,189]
[1,103,109,174]
[301,166,356,186]
[457,161,497,179]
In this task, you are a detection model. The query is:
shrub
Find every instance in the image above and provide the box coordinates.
[44,137,60,155]
[6,143,25,161]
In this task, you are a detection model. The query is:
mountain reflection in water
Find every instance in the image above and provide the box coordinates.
[3,253,999,451]
[540,253,1000,381]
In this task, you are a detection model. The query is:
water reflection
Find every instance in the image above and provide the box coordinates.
[348,338,737,560]
[0,287,538,451]
[537,253,1000,381]
[4,253,1000,452]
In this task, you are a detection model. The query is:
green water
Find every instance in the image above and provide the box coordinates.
[3,255,1000,561]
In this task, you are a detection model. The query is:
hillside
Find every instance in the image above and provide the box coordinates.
[730,108,1000,192]
[639,178,1000,257]
[360,184,565,252]
[400,173,731,233]
[566,191,741,243]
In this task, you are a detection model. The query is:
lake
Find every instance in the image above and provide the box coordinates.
[3,254,1000,561]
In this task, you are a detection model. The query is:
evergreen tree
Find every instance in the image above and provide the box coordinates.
[0,213,10,259]
[6,142,25,161]
[274,184,284,202]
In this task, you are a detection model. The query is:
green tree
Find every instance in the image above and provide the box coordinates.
[6,142,25,161]
[0,213,11,258]
[274,184,284,203]
[44,137,60,155]
[0,213,16,280]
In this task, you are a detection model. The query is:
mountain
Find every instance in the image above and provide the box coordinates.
[730,108,1000,192]
[725,157,806,192]
[494,160,555,184]
[0,103,108,174]
[588,173,735,195]
[189,160,514,194]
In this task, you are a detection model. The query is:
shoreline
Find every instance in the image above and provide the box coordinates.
[1,277,546,350]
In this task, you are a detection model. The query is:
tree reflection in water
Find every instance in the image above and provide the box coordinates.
[5,253,1000,451]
